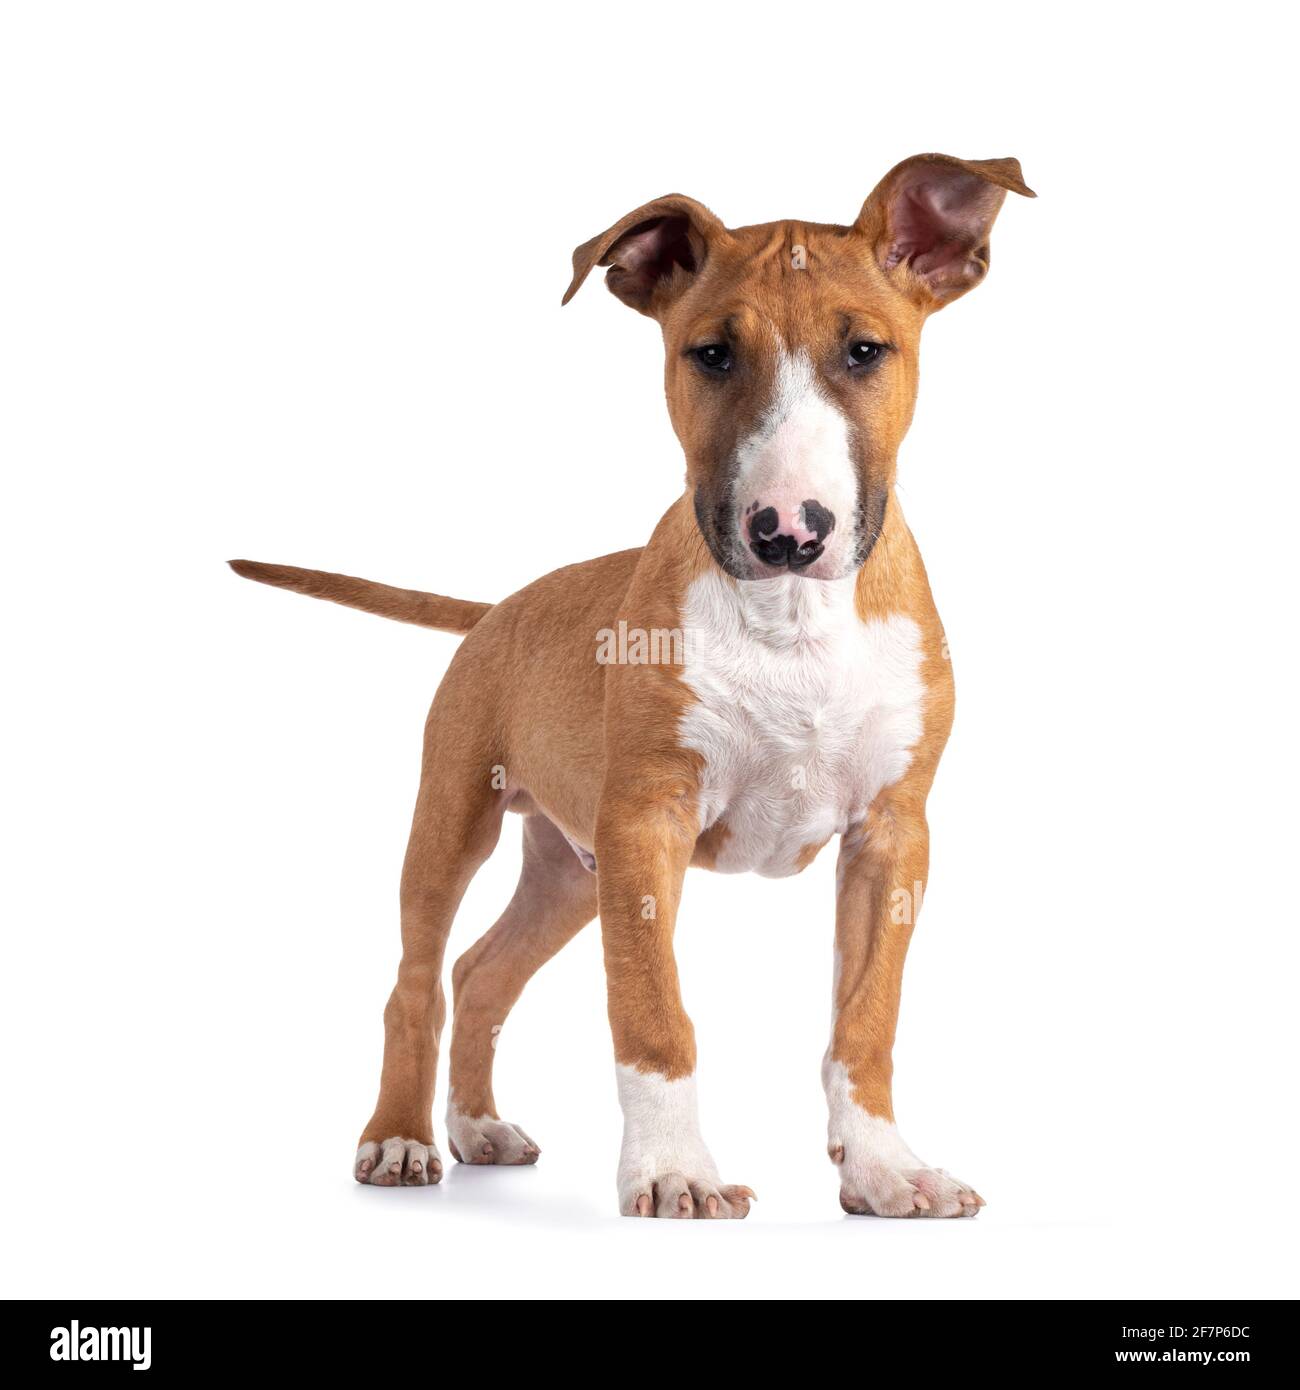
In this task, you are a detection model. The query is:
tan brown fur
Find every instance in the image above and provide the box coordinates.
[227,559,491,633]
[448,814,596,1121]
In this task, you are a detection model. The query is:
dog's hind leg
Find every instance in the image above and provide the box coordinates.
[445,812,597,1165]
[353,692,507,1188]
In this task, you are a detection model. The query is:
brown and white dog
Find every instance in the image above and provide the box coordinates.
[233,152,1033,1219]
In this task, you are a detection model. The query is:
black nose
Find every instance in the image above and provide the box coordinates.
[750,532,823,568]
[746,501,834,570]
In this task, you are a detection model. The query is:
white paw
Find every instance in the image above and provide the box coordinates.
[615,1065,754,1219]
[446,1104,540,1166]
[354,1136,442,1187]
[824,1060,983,1218]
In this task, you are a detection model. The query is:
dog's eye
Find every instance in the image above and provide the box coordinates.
[693,344,731,373]
[848,341,884,369]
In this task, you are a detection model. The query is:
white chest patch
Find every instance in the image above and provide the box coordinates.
[678,571,926,878]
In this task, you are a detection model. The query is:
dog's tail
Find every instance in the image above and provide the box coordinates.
[228,560,491,635]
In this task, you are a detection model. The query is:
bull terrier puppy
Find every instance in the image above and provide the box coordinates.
[233,152,1033,1217]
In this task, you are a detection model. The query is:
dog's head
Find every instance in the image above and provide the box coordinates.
[564,154,1033,580]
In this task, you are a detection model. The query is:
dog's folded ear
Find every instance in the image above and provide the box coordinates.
[562,195,728,316]
[856,154,1034,311]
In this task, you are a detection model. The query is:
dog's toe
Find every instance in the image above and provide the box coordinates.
[653,1173,694,1219]
[837,1160,982,1219]
[446,1109,540,1166]
[908,1168,981,1218]
[622,1174,754,1219]
[354,1137,442,1187]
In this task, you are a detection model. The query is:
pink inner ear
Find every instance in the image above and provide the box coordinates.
[612,221,683,272]
[603,216,696,304]
[885,169,1001,281]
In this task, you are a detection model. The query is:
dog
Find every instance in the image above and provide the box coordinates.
[232,152,1033,1218]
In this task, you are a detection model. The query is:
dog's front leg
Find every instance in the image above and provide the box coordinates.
[595,791,754,1219]
[826,789,984,1218]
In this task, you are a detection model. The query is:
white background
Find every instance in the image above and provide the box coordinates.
[3,1,1297,1301]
